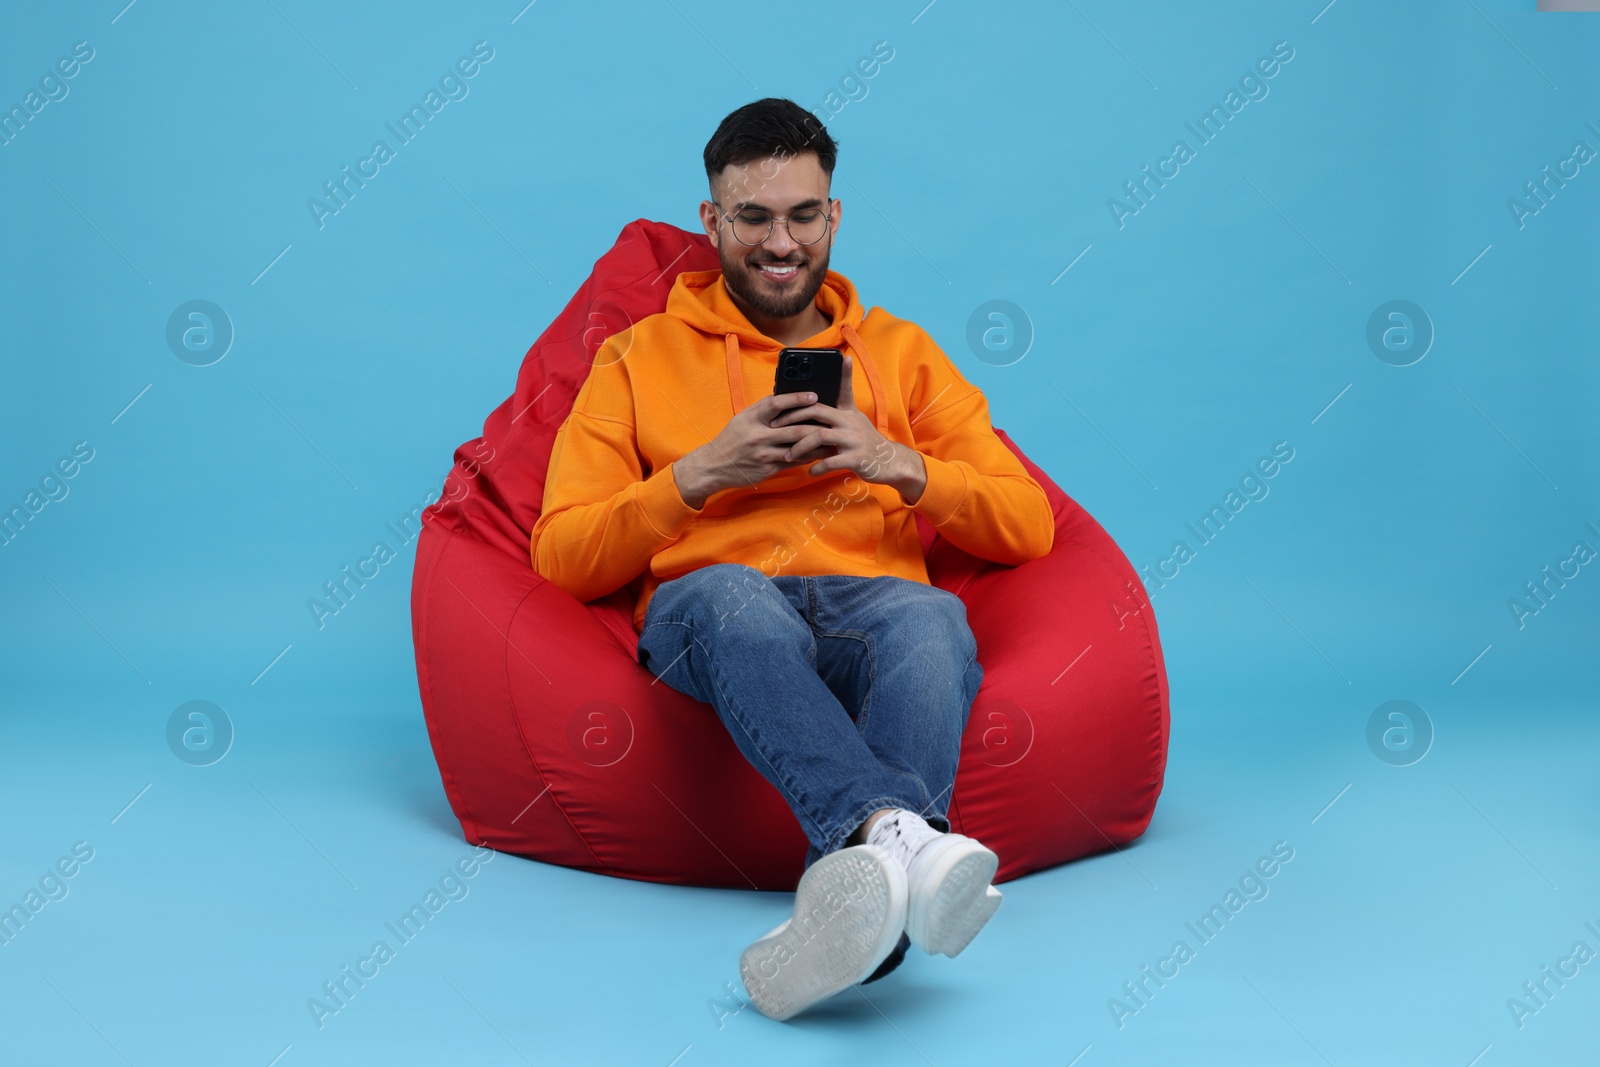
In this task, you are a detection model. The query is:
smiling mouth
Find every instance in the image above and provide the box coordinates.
[754,262,802,281]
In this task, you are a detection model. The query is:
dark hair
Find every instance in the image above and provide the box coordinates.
[703,98,838,188]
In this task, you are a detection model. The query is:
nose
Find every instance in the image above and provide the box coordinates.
[760,223,799,259]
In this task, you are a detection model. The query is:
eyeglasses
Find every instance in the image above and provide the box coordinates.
[711,199,835,246]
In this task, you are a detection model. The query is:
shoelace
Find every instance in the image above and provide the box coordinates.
[869,812,942,874]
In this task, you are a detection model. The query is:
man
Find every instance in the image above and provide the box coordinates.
[529,98,1055,1021]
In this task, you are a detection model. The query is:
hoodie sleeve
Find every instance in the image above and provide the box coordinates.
[900,328,1055,565]
[529,335,704,602]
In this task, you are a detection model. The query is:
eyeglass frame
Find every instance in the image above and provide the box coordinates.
[709,197,837,247]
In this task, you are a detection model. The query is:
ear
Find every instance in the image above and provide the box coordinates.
[699,199,721,248]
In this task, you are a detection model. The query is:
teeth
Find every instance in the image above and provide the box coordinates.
[760,264,797,275]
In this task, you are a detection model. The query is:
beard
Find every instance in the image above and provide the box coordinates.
[719,238,832,320]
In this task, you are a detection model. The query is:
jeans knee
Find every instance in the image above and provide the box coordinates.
[883,587,977,666]
[696,562,766,583]
[934,593,979,658]
[961,655,984,711]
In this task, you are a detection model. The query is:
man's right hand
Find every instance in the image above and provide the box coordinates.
[672,391,841,510]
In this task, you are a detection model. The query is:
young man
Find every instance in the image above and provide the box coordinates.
[529,98,1055,1020]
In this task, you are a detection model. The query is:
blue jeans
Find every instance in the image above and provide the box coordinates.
[636,563,984,873]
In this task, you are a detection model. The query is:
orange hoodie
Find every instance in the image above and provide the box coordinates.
[529,267,1055,634]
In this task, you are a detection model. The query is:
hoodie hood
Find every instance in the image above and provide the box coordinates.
[664,267,891,436]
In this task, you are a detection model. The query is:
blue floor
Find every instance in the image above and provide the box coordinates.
[4,690,1595,1065]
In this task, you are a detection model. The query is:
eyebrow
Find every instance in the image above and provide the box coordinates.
[730,197,828,212]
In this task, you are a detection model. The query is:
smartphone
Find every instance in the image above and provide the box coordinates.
[773,348,843,428]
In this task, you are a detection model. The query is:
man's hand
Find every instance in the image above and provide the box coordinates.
[768,354,928,504]
[673,390,850,510]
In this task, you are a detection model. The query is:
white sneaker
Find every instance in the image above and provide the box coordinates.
[739,844,908,1021]
[904,833,1002,957]
[868,809,1003,958]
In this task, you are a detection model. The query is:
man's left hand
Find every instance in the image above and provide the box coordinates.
[771,355,927,503]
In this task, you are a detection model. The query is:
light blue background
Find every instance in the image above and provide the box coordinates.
[2,1,1595,1064]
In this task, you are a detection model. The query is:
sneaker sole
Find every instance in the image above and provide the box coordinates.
[907,836,1001,957]
[739,845,908,1021]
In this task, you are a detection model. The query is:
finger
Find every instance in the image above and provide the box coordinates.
[783,434,813,461]
[782,434,838,457]
[768,418,812,442]
[784,429,833,461]
[809,444,846,474]
[837,355,855,410]
[789,405,844,429]
[762,391,817,420]
[770,403,821,427]
[784,445,832,465]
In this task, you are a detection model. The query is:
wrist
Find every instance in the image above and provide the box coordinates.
[888,443,927,505]
[672,458,710,511]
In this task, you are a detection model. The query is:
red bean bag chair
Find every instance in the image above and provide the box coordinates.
[410,219,1170,889]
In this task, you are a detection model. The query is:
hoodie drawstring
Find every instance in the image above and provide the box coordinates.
[840,322,890,438]
[723,325,889,437]
[723,333,747,424]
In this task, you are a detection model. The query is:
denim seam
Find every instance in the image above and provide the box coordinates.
[855,627,876,734]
